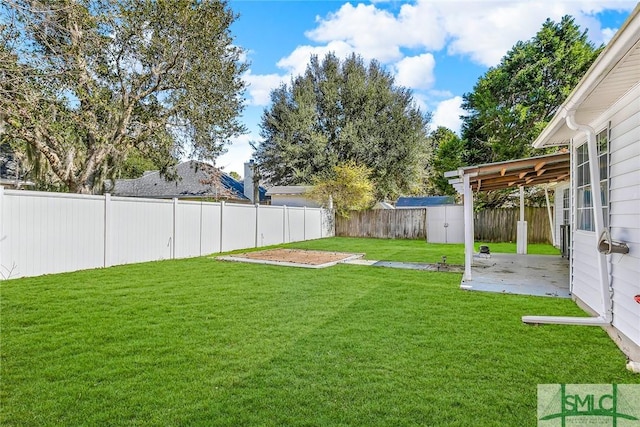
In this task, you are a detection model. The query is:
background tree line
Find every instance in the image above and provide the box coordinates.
[254,15,600,211]
[1,3,601,212]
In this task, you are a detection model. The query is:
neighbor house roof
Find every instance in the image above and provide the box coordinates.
[532,4,640,148]
[396,196,455,207]
[113,160,267,201]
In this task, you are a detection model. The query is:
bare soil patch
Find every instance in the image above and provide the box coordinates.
[231,248,360,266]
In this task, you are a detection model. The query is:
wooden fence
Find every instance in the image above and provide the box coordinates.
[336,209,427,239]
[336,207,553,243]
[474,207,552,243]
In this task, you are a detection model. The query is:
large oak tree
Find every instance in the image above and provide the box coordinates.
[253,53,431,201]
[0,0,247,193]
[461,15,601,165]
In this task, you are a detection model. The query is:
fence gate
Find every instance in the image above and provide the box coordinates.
[426,206,464,243]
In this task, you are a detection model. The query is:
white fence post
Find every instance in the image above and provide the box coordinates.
[0,186,3,279]
[199,202,204,256]
[104,193,111,267]
[219,201,225,252]
[255,203,260,248]
[283,205,288,244]
[303,206,307,241]
[172,198,178,259]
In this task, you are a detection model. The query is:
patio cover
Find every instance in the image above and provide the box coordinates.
[447,152,569,192]
[446,152,569,281]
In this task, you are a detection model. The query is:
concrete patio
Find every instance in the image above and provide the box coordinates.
[461,253,570,298]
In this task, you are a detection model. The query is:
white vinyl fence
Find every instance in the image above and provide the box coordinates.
[0,187,334,280]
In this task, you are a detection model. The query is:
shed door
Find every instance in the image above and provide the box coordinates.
[427,206,464,244]
[445,206,464,243]
[427,207,447,243]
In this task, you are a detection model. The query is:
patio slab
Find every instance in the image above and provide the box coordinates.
[461,253,570,298]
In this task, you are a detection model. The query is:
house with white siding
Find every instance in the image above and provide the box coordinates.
[524,4,640,365]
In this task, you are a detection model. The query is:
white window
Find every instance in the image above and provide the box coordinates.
[562,188,570,225]
[575,128,609,231]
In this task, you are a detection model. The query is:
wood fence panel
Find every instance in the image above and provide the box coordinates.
[336,209,427,239]
[337,207,552,243]
[474,207,552,243]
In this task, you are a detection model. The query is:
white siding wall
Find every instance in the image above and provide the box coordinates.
[608,95,640,346]
[270,194,321,208]
[570,85,640,347]
[0,190,334,280]
[570,231,603,311]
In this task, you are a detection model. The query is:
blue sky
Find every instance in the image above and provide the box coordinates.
[217,0,636,176]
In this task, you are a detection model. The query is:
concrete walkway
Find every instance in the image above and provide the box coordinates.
[344,259,464,272]
[461,253,570,298]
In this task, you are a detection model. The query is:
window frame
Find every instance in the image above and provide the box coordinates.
[574,126,609,232]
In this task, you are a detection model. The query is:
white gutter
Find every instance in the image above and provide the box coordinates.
[523,111,611,326]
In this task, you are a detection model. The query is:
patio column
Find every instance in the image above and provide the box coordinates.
[463,173,474,281]
[517,186,527,254]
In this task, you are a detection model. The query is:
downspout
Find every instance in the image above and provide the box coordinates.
[523,110,611,326]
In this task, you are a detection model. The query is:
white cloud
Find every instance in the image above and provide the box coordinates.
[276,40,355,77]
[428,89,454,99]
[305,3,403,62]
[298,0,636,69]
[431,96,465,134]
[243,71,286,106]
[394,53,436,90]
[600,27,618,44]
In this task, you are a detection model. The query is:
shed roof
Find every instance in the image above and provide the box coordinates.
[396,196,455,207]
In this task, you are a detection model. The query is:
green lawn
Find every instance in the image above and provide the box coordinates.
[288,236,560,264]
[1,237,635,426]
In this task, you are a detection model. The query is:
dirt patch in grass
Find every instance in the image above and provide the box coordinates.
[220,248,362,267]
